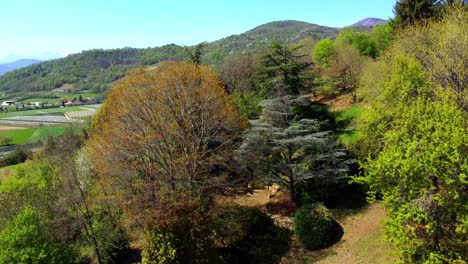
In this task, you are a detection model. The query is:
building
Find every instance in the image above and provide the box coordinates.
[1,101,15,106]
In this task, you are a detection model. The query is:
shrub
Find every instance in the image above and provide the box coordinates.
[0,150,30,167]
[211,206,291,264]
[142,230,177,264]
[295,204,334,250]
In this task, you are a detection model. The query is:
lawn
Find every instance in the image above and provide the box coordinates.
[0,126,67,145]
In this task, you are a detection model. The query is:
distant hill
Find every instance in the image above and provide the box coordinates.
[0,59,40,75]
[0,20,339,96]
[351,18,386,28]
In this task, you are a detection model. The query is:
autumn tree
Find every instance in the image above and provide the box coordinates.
[325,43,367,101]
[88,62,244,259]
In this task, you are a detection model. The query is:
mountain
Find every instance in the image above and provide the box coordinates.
[0,59,41,75]
[208,20,339,54]
[0,20,339,97]
[350,18,386,28]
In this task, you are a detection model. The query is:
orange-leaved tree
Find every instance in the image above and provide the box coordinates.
[87,62,244,250]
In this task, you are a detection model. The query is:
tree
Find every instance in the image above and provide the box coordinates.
[311,38,334,69]
[259,41,314,96]
[392,0,467,28]
[390,8,467,106]
[185,42,207,65]
[393,0,439,27]
[0,206,78,264]
[336,28,377,58]
[325,43,367,101]
[369,23,393,56]
[355,53,467,262]
[88,62,244,253]
[237,94,350,203]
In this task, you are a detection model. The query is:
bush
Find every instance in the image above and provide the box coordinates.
[211,206,291,264]
[141,198,217,264]
[0,150,30,167]
[295,204,334,250]
[142,230,177,264]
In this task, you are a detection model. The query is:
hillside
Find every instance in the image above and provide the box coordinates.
[0,59,40,76]
[0,20,338,98]
[208,20,339,54]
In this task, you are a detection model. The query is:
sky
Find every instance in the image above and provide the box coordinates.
[0,0,396,62]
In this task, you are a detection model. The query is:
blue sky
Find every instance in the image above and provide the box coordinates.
[0,0,395,61]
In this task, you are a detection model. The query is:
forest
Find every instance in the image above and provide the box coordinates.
[0,1,466,263]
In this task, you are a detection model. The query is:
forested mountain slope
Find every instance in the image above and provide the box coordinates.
[0,20,338,97]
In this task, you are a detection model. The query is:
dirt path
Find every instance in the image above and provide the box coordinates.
[0,126,27,130]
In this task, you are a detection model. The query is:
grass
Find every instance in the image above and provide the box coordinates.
[0,106,86,119]
[0,163,22,181]
[333,105,366,144]
[334,105,365,123]
[0,126,67,145]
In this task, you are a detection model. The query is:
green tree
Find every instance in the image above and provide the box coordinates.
[311,38,334,69]
[185,42,207,65]
[369,23,393,55]
[0,206,78,264]
[393,0,438,27]
[355,54,467,262]
[259,41,314,96]
[336,28,377,58]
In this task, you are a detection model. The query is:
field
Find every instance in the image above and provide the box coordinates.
[0,106,86,119]
[0,126,66,145]
[20,92,98,103]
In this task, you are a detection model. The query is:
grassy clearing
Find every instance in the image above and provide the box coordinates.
[333,105,365,144]
[334,105,364,123]
[293,202,396,264]
[0,126,66,145]
[0,106,86,119]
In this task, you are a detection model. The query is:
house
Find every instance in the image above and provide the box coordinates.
[31,102,44,107]
[1,101,15,106]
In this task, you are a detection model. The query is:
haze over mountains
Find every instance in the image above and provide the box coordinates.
[0,59,41,76]
[0,18,385,95]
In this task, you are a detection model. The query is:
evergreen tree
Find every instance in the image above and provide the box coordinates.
[259,42,314,96]
[237,94,351,203]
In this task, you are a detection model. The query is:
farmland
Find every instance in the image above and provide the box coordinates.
[0,126,67,145]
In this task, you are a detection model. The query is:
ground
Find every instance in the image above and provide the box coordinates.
[295,202,396,264]
[218,189,396,263]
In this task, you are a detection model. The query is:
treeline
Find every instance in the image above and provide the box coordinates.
[0,20,338,101]
[0,44,186,95]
